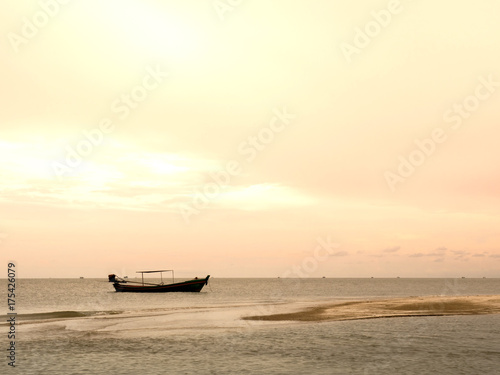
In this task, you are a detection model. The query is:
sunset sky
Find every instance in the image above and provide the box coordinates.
[1,0,500,278]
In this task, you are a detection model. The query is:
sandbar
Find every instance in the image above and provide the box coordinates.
[243,295,500,322]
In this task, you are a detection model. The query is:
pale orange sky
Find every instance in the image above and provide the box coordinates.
[1,0,500,278]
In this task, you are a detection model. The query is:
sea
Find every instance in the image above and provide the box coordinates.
[2,277,499,375]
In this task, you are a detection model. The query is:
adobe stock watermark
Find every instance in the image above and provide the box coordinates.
[255,235,341,315]
[7,0,72,53]
[240,236,342,325]
[281,236,341,279]
[340,0,403,63]
[385,74,499,192]
[179,107,296,223]
[215,235,340,352]
[212,0,244,21]
[260,235,340,308]
[51,64,168,180]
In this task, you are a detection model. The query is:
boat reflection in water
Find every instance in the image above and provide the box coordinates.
[108,270,210,293]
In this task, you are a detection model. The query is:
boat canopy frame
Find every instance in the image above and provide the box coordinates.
[136,270,175,286]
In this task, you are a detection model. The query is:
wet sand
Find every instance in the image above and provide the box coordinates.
[243,295,500,322]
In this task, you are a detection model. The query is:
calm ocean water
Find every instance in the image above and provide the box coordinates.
[2,278,500,374]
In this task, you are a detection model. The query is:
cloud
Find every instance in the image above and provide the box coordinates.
[451,250,470,260]
[427,252,446,257]
[330,251,349,257]
[382,246,401,253]
[0,140,316,214]
[424,247,448,257]
[451,250,469,255]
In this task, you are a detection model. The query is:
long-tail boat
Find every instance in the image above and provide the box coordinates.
[108,270,209,293]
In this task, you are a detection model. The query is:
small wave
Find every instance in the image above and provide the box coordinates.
[0,310,123,323]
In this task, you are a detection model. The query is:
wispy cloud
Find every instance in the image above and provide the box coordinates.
[427,247,448,257]
[0,140,314,213]
[383,246,401,253]
[330,251,349,257]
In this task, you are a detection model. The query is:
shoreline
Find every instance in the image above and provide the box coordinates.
[243,295,500,322]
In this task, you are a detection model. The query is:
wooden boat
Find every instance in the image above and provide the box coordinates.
[108,270,210,293]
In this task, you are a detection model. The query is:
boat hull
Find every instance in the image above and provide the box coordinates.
[112,275,210,293]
